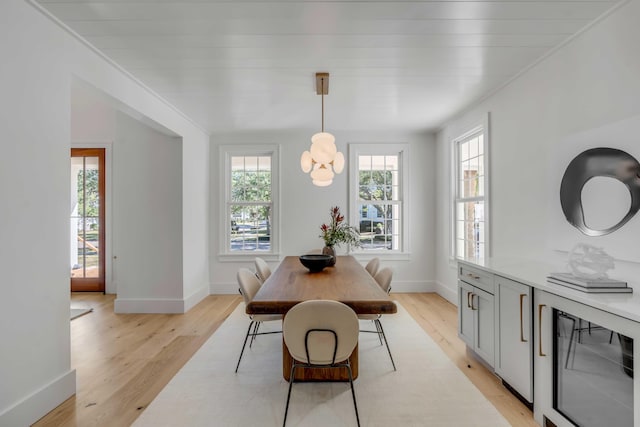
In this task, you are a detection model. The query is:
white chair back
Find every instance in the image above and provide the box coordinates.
[254,257,271,283]
[374,267,393,294]
[284,300,358,365]
[237,268,262,305]
[365,257,380,277]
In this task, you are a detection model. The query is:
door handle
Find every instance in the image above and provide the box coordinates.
[538,304,547,357]
[471,293,477,311]
[467,291,472,308]
[520,294,528,343]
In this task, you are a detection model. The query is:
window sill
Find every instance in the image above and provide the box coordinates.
[218,253,281,263]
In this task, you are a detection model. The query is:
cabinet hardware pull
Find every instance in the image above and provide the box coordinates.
[466,273,480,280]
[538,304,547,357]
[471,293,477,311]
[520,294,528,343]
[467,291,472,308]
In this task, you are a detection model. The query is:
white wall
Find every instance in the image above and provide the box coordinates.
[0,0,209,424]
[62,8,211,313]
[112,113,184,308]
[209,130,436,294]
[72,100,184,306]
[0,1,75,424]
[435,0,640,299]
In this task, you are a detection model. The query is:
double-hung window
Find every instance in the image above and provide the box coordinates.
[350,144,408,253]
[453,124,489,261]
[220,145,279,256]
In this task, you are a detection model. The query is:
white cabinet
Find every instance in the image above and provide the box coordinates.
[458,264,495,367]
[495,275,533,403]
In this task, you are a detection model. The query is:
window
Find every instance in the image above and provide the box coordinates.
[220,145,279,256]
[350,144,408,253]
[453,124,488,261]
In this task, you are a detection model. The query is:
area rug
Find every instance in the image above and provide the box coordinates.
[70,307,93,320]
[133,302,509,427]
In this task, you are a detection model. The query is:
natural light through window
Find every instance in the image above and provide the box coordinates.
[350,144,408,254]
[454,129,487,260]
[227,154,273,252]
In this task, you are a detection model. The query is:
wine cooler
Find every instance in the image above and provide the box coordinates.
[534,291,639,427]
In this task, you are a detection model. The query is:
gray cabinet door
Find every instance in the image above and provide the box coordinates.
[458,280,475,348]
[496,276,532,402]
[474,286,495,366]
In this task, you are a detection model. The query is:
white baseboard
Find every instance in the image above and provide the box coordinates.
[210,282,240,295]
[434,280,457,305]
[114,297,186,313]
[390,280,434,293]
[184,285,209,312]
[0,369,75,426]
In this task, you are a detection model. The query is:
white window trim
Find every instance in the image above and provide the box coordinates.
[450,113,491,263]
[349,143,410,261]
[218,144,280,262]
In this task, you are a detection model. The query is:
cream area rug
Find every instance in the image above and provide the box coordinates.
[133,302,509,427]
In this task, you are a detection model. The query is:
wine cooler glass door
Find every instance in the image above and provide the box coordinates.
[534,291,638,427]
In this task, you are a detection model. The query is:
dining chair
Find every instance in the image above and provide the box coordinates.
[364,257,380,277]
[359,267,396,370]
[235,268,282,373]
[282,300,360,427]
[254,257,272,284]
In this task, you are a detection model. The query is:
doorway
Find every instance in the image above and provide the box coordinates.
[70,148,105,292]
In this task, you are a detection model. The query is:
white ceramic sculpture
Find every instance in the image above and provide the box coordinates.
[567,243,615,280]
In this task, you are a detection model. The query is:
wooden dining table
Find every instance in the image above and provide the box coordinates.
[246,255,397,381]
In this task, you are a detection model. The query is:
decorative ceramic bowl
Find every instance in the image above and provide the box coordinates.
[299,254,333,272]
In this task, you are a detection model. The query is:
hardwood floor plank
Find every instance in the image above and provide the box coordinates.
[34,294,241,427]
[35,292,537,426]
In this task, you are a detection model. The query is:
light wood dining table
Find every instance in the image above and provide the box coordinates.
[246,255,397,381]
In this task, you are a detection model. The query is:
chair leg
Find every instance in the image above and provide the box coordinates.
[346,363,361,427]
[283,364,298,427]
[235,320,255,373]
[375,319,396,371]
[374,320,383,345]
[250,321,261,348]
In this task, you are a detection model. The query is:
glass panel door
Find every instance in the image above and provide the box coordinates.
[70,148,105,292]
[553,309,633,427]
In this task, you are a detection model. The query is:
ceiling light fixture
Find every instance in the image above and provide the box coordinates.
[300,72,344,187]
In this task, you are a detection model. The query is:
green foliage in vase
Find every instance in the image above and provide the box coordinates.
[319,206,361,248]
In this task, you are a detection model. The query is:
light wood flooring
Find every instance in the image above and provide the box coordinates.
[34,293,537,427]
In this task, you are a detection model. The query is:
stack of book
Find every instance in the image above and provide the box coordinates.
[547,272,632,293]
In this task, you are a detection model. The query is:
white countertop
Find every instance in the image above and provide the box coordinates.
[458,257,640,324]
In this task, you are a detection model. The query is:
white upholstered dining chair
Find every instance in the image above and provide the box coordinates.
[235,268,282,373]
[254,257,271,283]
[364,257,380,277]
[282,300,361,427]
[359,267,396,371]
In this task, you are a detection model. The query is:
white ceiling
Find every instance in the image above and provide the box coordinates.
[36,0,622,134]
